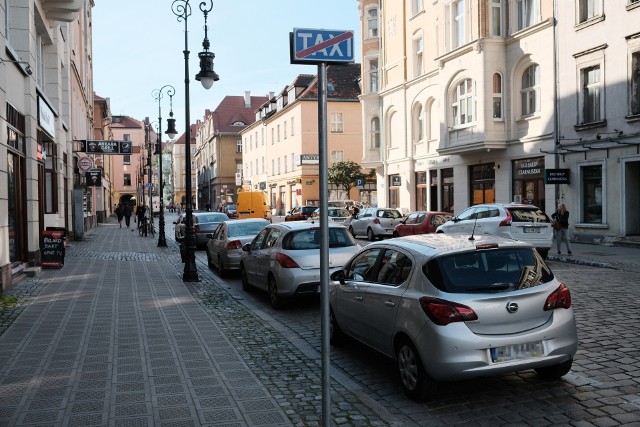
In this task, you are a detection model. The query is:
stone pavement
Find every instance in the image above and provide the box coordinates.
[0,219,389,427]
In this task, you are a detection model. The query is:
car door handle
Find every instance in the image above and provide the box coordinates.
[384,300,395,307]
[355,295,363,301]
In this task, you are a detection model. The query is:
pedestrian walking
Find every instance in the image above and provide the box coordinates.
[551,203,572,255]
[123,203,132,229]
[136,205,146,230]
[115,204,123,228]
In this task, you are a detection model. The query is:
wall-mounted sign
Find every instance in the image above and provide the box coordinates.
[84,140,132,154]
[78,156,94,172]
[38,97,56,137]
[85,169,102,187]
[297,154,320,165]
[545,169,570,184]
[390,175,401,187]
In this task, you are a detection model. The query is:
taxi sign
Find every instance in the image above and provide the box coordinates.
[290,28,355,64]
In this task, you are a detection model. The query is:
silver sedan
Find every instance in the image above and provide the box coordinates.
[329,234,578,400]
[206,219,269,276]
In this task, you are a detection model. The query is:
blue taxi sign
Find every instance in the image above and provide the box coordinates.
[290,28,355,65]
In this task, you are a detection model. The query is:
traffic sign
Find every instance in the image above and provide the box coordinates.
[78,156,93,172]
[290,28,354,64]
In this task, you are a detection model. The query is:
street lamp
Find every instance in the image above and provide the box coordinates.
[152,85,177,248]
[172,0,219,282]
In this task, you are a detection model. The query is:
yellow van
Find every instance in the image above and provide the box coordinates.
[237,191,272,222]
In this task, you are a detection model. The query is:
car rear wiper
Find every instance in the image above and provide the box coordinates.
[466,283,513,292]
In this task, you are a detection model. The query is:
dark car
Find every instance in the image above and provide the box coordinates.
[393,211,453,237]
[225,204,237,219]
[174,211,229,248]
[285,206,317,221]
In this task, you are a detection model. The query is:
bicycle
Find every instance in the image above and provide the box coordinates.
[138,217,155,237]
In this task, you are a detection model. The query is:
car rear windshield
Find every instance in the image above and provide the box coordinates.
[196,213,228,223]
[282,228,357,250]
[228,221,266,237]
[423,248,554,293]
[301,206,317,214]
[507,207,550,223]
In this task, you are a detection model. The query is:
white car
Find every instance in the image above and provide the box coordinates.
[348,207,404,241]
[240,222,361,308]
[436,203,553,259]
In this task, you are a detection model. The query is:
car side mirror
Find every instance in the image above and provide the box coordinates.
[330,269,346,284]
[242,243,251,252]
[452,217,460,222]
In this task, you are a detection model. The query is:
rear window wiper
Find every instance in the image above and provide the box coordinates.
[465,283,513,292]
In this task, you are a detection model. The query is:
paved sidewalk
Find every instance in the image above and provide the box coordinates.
[0,219,389,427]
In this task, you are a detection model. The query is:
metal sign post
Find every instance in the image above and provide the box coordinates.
[290,27,354,427]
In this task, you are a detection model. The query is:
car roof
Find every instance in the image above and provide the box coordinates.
[366,234,532,255]
[464,203,541,209]
[222,218,267,225]
[271,221,345,231]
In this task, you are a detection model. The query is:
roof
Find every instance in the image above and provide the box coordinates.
[173,123,199,145]
[110,115,143,129]
[208,95,268,134]
[298,63,361,101]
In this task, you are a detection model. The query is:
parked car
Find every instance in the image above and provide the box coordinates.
[285,206,317,221]
[329,234,578,400]
[240,222,361,308]
[348,207,404,241]
[328,200,363,211]
[310,207,352,225]
[393,211,453,237]
[436,203,553,259]
[224,204,237,219]
[206,218,269,276]
[174,211,229,248]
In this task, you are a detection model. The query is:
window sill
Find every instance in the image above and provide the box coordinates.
[574,120,607,131]
[627,1,640,12]
[574,223,608,229]
[516,114,540,124]
[625,113,640,123]
[574,14,605,31]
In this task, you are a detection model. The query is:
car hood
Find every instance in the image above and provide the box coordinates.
[455,286,556,335]
[287,247,360,270]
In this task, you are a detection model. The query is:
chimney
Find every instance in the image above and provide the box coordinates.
[244,91,251,109]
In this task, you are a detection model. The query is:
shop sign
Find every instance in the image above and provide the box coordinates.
[38,97,56,137]
[85,169,102,187]
[513,159,544,178]
[85,140,133,154]
[390,175,401,187]
[40,230,65,268]
[545,169,570,184]
[298,154,320,165]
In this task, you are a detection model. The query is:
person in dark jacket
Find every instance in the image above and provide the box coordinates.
[115,204,123,228]
[123,203,132,229]
[551,203,572,255]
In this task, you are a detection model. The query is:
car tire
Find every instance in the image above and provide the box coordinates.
[268,275,283,309]
[534,357,573,379]
[207,252,214,269]
[217,255,226,277]
[367,228,376,242]
[240,265,251,292]
[348,226,356,237]
[396,338,437,401]
[392,231,399,238]
[329,309,343,346]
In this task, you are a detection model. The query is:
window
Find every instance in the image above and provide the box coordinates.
[271,128,275,144]
[331,150,344,164]
[632,52,640,116]
[291,153,295,171]
[330,112,343,133]
[445,0,465,50]
[412,103,423,143]
[284,155,288,173]
[124,174,132,186]
[237,139,242,153]
[368,58,379,93]
[277,125,281,142]
[277,158,281,175]
[413,35,424,78]
[579,0,601,23]
[581,65,601,123]
[44,141,58,213]
[123,134,130,141]
[123,154,131,165]
[284,122,287,139]
[451,78,476,127]
[367,7,378,38]
[493,73,503,120]
[582,164,602,223]
[516,0,539,31]
[291,117,295,136]
[491,0,504,37]
[271,159,275,175]
[412,0,424,16]
[371,117,381,149]
[521,64,540,117]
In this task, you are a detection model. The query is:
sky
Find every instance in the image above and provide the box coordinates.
[92,0,362,136]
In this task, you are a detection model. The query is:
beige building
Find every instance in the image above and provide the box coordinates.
[358,0,640,243]
[240,64,365,215]
[92,94,114,222]
[108,115,147,209]
[1,0,93,290]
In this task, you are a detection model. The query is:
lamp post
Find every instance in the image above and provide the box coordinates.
[152,85,177,247]
[172,0,219,282]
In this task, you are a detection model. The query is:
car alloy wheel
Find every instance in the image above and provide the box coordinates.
[396,339,436,401]
[240,265,251,292]
[367,228,376,241]
[217,255,226,277]
[207,252,214,269]
[268,275,283,309]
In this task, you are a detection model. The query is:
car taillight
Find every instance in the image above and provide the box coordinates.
[275,253,300,268]
[226,240,242,250]
[499,209,513,227]
[544,283,572,310]
[419,297,478,326]
[373,218,381,225]
[194,224,200,233]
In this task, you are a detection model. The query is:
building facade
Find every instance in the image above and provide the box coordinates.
[172,124,198,209]
[1,0,93,291]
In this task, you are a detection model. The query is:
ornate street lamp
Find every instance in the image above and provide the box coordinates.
[152,85,177,247]
[172,0,219,282]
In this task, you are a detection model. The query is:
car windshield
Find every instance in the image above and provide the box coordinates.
[227,221,267,237]
[197,213,227,223]
[507,207,550,223]
[423,248,554,293]
[282,227,357,250]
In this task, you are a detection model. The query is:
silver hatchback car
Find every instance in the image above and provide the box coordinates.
[240,222,361,308]
[206,219,269,276]
[348,207,404,241]
[329,234,578,400]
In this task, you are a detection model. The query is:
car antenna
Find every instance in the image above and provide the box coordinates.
[469,208,479,241]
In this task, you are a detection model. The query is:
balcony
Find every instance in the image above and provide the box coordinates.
[41,0,83,23]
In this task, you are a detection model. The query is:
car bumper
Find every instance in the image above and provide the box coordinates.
[274,267,342,297]
[222,250,243,270]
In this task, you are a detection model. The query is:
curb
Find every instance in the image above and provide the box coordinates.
[547,254,615,270]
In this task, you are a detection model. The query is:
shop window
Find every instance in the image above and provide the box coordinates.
[582,164,603,223]
[469,164,495,205]
[44,141,58,214]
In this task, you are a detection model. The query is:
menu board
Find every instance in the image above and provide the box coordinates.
[40,230,65,268]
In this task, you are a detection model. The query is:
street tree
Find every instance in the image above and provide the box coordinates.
[327,160,375,195]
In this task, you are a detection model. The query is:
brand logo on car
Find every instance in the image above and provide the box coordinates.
[506,302,519,313]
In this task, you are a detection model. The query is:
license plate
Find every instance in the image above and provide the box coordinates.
[523,227,540,233]
[490,341,544,363]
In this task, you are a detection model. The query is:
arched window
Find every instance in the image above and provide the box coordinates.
[451,78,476,127]
[493,73,503,120]
[370,117,381,149]
[412,103,423,143]
[521,64,540,116]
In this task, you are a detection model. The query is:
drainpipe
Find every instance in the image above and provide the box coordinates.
[553,0,560,207]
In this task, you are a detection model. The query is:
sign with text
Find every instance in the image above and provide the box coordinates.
[40,230,65,268]
[290,28,355,64]
[545,169,570,184]
[85,169,102,187]
[84,140,133,155]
